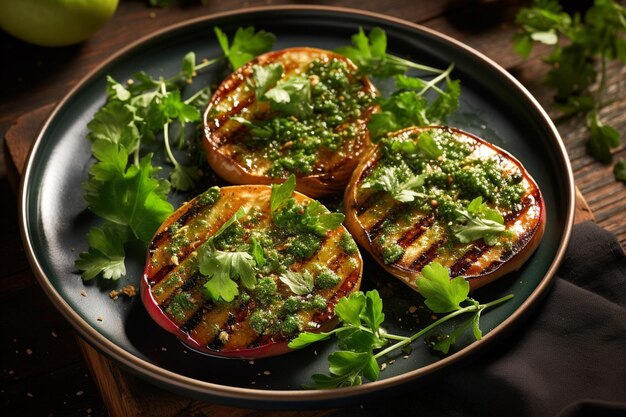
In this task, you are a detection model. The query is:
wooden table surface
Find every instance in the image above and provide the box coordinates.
[1,1,624,416]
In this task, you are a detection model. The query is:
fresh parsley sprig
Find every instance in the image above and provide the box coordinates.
[214,26,276,70]
[362,166,426,203]
[289,261,513,388]
[76,27,275,281]
[271,175,345,235]
[335,27,445,77]
[336,27,461,140]
[514,0,625,174]
[197,208,259,302]
[452,197,506,246]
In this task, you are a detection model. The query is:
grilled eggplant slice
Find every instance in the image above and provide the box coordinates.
[344,126,545,291]
[142,184,362,359]
[203,47,378,197]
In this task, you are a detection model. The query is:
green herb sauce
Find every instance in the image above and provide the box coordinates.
[365,129,525,259]
[241,58,374,177]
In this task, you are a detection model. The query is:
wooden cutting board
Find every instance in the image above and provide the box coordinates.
[3,104,594,417]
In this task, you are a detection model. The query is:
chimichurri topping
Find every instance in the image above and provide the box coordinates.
[234,57,374,177]
[360,129,524,259]
[155,177,359,338]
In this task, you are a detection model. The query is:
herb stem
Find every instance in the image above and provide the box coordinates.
[373,293,513,360]
[195,56,223,72]
[166,56,223,85]
[184,88,208,105]
[388,55,446,74]
[163,122,180,168]
[417,63,454,97]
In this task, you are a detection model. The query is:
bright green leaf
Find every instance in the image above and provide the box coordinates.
[270,174,296,213]
[75,223,128,280]
[416,262,469,313]
[279,270,314,295]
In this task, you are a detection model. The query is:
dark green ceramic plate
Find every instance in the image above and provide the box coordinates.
[20,6,574,408]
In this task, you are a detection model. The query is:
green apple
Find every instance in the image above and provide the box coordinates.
[0,0,119,47]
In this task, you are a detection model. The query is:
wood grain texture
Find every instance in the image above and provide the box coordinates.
[1,1,623,416]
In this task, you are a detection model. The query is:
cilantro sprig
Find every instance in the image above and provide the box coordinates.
[290,262,513,388]
[514,0,625,176]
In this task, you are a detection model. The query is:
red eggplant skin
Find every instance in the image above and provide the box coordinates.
[141,265,294,359]
[141,185,362,359]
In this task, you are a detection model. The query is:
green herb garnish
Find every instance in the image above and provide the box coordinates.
[452,197,506,246]
[290,262,513,387]
[336,27,460,140]
[362,166,425,203]
[76,27,277,281]
[514,0,625,167]
[198,208,258,302]
[214,26,276,70]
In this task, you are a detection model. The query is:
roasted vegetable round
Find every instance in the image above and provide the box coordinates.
[203,47,378,197]
[344,126,545,291]
[142,182,362,358]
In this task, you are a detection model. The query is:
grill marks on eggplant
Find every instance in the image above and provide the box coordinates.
[202,48,378,197]
[142,185,363,357]
[345,126,545,290]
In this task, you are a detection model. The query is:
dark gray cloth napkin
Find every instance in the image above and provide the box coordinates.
[334,222,626,416]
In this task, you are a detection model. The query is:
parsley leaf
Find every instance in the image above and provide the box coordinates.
[230,117,273,138]
[161,90,201,125]
[207,207,246,245]
[250,237,266,267]
[587,110,620,164]
[335,27,406,77]
[279,270,314,295]
[75,223,128,280]
[310,351,379,388]
[83,154,173,243]
[89,140,128,182]
[452,197,505,246]
[288,331,334,349]
[614,159,626,182]
[513,0,625,167]
[362,166,425,203]
[198,208,258,302]
[292,284,513,388]
[87,100,140,152]
[264,75,313,118]
[416,132,443,159]
[214,26,276,70]
[252,63,283,98]
[300,201,345,235]
[270,174,297,213]
[416,262,469,313]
